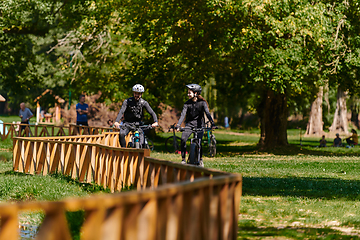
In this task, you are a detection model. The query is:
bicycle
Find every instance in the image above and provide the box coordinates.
[203,124,217,157]
[144,137,154,151]
[180,125,217,166]
[165,124,181,153]
[122,123,154,149]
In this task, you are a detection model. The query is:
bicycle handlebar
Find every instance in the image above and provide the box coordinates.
[180,126,218,132]
[120,122,153,131]
[168,124,177,131]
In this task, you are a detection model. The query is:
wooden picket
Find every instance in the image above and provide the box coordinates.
[0,134,242,240]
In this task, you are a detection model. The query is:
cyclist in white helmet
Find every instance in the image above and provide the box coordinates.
[114,84,159,147]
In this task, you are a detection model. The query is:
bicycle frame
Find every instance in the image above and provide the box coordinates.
[203,121,213,146]
[122,123,152,149]
[205,128,211,146]
[165,124,182,153]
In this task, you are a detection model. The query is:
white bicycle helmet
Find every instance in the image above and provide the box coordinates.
[132,84,145,93]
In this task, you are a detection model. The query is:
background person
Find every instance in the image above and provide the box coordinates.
[333,133,342,147]
[76,95,89,126]
[114,84,158,148]
[107,119,114,128]
[176,84,216,167]
[346,129,358,146]
[224,116,229,129]
[319,135,327,147]
[19,102,33,133]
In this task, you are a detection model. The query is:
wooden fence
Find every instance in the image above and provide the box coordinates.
[0,122,117,141]
[0,134,242,240]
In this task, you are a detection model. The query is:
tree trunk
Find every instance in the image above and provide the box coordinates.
[350,98,360,129]
[351,110,359,129]
[305,86,323,136]
[324,83,330,115]
[329,87,348,134]
[258,90,288,148]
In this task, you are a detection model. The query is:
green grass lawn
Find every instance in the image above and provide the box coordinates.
[0,133,109,239]
[0,114,24,124]
[152,129,360,239]
[1,127,360,239]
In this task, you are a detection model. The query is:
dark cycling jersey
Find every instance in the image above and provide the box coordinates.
[176,99,214,128]
[115,97,158,123]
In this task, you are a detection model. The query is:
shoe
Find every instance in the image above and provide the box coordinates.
[181,160,186,164]
[198,160,204,167]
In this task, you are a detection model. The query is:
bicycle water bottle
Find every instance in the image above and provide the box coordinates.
[134,131,140,142]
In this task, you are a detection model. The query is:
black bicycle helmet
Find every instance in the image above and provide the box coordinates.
[186,84,202,94]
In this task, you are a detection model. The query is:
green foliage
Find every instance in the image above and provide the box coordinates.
[1,0,360,147]
[120,0,341,97]
[0,0,124,108]
[118,0,352,145]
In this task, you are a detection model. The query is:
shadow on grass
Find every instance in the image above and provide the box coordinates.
[243,176,360,200]
[238,224,360,239]
[267,144,360,157]
[215,141,360,157]
[4,170,28,176]
[152,131,359,157]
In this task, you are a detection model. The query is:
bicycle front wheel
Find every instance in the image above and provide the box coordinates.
[165,136,181,153]
[145,138,154,151]
[188,143,198,165]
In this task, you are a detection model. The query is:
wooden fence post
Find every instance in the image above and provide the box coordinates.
[0,205,19,240]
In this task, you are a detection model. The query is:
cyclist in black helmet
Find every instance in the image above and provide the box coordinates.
[114,84,159,147]
[176,84,216,167]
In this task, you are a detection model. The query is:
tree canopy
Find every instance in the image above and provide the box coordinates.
[1,0,360,147]
[118,0,347,147]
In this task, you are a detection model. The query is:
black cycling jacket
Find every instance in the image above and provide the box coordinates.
[115,97,158,123]
[176,99,214,128]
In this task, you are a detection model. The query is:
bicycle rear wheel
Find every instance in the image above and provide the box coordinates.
[209,137,217,157]
[165,136,181,153]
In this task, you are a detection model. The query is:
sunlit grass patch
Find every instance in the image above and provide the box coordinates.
[1,128,360,239]
[152,142,360,238]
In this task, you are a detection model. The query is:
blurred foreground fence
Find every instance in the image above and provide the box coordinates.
[0,122,117,140]
[0,133,242,240]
